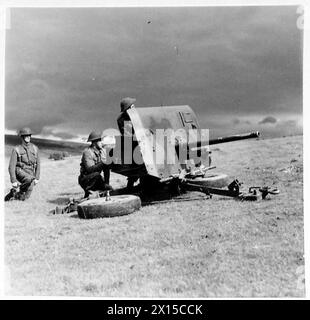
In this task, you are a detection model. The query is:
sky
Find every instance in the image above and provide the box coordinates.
[4,6,303,141]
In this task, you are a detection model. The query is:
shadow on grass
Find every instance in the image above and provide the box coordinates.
[58,192,82,197]
[47,192,83,205]
[47,197,70,205]
[70,213,80,219]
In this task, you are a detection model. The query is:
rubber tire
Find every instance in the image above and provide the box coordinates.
[77,195,141,219]
[187,173,230,188]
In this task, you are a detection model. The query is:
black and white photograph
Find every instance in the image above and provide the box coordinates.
[1,2,307,299]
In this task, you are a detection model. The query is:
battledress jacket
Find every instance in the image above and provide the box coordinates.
[8,142,40,183]
[117,110,134,136]
[79,146,108,176]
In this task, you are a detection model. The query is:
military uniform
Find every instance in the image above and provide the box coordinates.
[117,97,138,189]
[117,97,136,136]
[78,145,110,198]
[8,142,40,200]
[117,111,134,136]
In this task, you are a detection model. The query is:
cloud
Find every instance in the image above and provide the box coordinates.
[232,118,252,125]
[41,127,78,140]
[5,111,65,135]
[282,119,299,127]
[5,7,302,138]
[259,116,277,124]
[275,119,303,133]
[253,116,302,138]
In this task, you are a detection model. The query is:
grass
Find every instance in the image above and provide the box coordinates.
[4,135,304,297]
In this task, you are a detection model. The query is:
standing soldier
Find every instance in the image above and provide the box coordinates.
[78,131,113,198]
[117,97,139,190]
[5,127,40,201]
[117,97,136,136]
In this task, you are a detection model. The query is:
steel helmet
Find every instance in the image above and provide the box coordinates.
[87,131,103,142]
[18,127,32,136]
[120,97,136,112]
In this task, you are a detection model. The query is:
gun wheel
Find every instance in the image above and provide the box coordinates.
[186,173,230,188]
[77,195,141,219]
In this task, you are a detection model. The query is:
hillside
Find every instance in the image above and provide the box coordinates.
[4,135,304,297]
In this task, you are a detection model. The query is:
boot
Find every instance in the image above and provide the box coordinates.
[126,177,136,191]
[104,183,113,191]
[4,188,17,201]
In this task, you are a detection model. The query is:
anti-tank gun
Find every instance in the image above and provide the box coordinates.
[109,107,278,202]
[155,130,278,202]
[209,131,260,145]
[75,106,279,219]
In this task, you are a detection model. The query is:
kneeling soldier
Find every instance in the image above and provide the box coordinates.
[78,131,113,198]
[5,127,40,201]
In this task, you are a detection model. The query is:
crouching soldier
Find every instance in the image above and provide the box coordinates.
[5,127,40,201]
[78,131,113,198]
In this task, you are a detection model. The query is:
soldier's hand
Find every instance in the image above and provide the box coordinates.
[12,182,19,189]
[34,179,39,185]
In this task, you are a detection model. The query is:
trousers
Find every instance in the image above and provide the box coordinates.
[16,166,36,199]
[78,172,107,198]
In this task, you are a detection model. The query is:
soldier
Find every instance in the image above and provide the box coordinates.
[117,97,136,136]
[116,97,139,190]
[78,131,113,198]
[5,127,40,201]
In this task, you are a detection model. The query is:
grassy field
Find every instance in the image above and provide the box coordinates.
[4,135,304,297]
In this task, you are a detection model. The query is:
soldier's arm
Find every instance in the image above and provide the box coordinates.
[8,149,18,183]
[100,148,111,183]
[117,114,124,135]
[35,150,40,180]
[82,150,104,174]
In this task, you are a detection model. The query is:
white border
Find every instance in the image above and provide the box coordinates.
[0,0,308,7]
[0,7,6,300]
[303,0,309,300]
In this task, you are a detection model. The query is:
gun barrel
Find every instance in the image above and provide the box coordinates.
[209,131,260,145]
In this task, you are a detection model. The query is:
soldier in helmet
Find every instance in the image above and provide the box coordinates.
[117,97,136,136]
[78,131,113,198]
[117,97,139,190]
[5,127,40,201]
